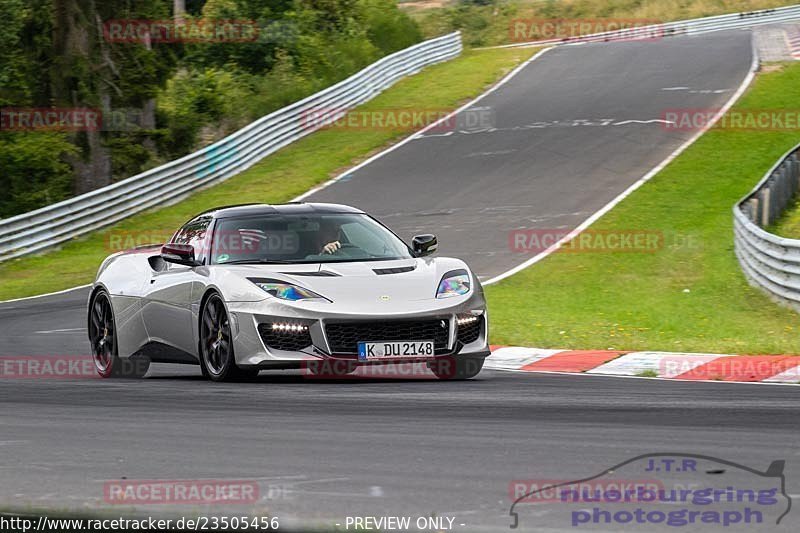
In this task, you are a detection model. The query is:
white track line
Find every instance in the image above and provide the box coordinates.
[33,327,84,334]
[292,47,555,202]
[483,34,760,285]
[0,284,91,305]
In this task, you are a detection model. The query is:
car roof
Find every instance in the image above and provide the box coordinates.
[199,202,366,220]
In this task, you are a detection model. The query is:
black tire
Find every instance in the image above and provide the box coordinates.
[88,289,150,378]
[199,293,259,382]
[430,356,485,380]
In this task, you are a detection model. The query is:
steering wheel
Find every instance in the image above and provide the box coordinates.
[328,243,359,255]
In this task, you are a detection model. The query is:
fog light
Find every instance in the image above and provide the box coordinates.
[456,314,479,326]
[271,323,309,333]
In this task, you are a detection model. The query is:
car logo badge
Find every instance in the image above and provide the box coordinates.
[379,295,390,301]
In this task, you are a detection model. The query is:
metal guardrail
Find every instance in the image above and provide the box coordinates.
[0,32,462,262]
[734,142,800,310]
[496,4,800,49]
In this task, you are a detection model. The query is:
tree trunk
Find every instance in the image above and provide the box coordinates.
[174,0,186,21]
[52,0,111,195]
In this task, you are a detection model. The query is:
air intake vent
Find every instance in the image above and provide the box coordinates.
[282,271,340,277]
[373,265,416,275]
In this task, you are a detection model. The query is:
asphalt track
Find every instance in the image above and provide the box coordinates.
[307,30,754,280]
[2,30,797,533]
[1,368,798,532]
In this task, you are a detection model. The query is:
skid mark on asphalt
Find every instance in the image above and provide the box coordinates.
[380,206,592,221]
[465,149,517,158]
[414,117,682,139]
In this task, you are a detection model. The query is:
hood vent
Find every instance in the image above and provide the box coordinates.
[373,265,416,275]
[282,270,340,277]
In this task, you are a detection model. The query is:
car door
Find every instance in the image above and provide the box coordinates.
[141,215,212,356]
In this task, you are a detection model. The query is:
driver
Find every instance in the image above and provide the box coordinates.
[317,219,342,254]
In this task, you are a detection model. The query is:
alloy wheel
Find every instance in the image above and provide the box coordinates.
[89,292,115,376]
[201,294,232,376]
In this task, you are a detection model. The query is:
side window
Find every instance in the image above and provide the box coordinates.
[171,215,212,264]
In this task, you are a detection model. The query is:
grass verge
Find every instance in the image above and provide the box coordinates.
[0,46,534,301]
[487,61,800,355]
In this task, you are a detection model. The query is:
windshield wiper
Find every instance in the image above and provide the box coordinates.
[219,259,297,265]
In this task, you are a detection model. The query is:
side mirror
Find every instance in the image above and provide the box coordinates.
[161,243,200,267]
[412,234,438,257]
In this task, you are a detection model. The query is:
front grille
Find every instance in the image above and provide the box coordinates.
[457,316,482,345]
[325,319,450,354]
[258,323,313,352]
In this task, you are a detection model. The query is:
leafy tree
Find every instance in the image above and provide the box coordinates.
[0,0,31,105]
[0,132,77,217]
[1,0,423,217]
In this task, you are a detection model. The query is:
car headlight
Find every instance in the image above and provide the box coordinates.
[248,278,329,302]
[436,269,471,299]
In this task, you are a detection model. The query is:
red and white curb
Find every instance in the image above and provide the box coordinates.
[786,25,800,60]
[486,346,800,384]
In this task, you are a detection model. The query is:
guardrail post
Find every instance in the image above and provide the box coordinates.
[777,165,788,214]
[746,198,757,222]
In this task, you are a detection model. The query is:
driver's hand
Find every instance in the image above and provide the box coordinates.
[322,241,341,254]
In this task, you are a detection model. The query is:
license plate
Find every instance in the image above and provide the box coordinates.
[357,340,435,361]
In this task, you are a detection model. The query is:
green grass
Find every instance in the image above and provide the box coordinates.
[769,186,800,238]
[487,62,800,355]
[0,46,534,301]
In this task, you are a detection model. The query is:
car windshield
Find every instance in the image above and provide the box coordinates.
[210,213,413,264]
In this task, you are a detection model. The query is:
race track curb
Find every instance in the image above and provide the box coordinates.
[487,346,800,384]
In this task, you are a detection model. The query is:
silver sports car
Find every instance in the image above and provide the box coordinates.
[88,203,490,381]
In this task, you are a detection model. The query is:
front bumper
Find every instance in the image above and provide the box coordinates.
[226,291,489,368]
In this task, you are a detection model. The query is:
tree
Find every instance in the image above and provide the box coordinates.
[49,0,177,192]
